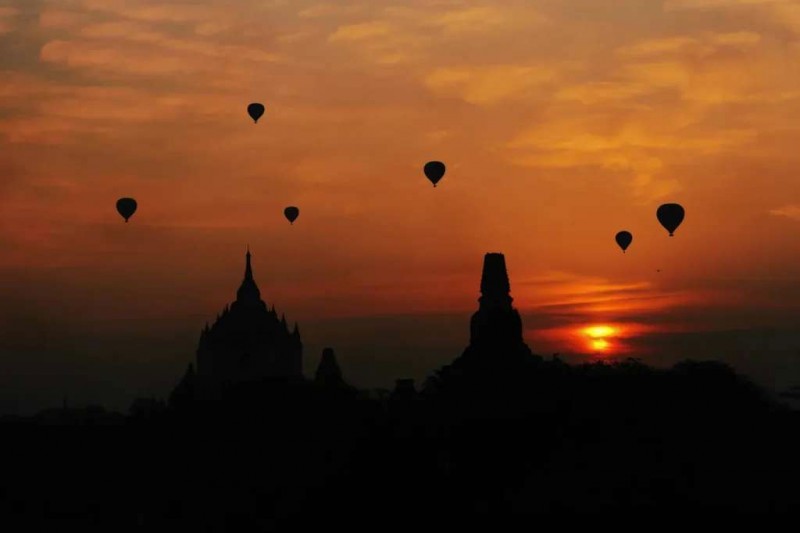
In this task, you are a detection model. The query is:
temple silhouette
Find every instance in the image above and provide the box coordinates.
[466,252,533,358]
[170,248,303,404]
[427,253,539,394]
[170,250,534,406]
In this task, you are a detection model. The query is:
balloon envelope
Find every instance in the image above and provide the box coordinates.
[424,161,446,187]
[247,103,265,123]
[284,206,299,224]
[615,231,633,252]
[657,203,685,236]
[116,197,137,223]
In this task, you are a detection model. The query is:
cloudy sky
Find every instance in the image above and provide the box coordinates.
[1,0,799,413]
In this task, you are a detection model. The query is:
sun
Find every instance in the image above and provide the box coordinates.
[582,324,618,353]
[591,339,610,351]
[585,325,616,339]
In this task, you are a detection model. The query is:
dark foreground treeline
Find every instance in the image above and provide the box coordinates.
[2,357,799,529]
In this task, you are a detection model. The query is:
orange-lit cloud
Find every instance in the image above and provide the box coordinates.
[770,205,800,221]
[664,0,792,10]
[424,65,557,105]
[329,20,393,42]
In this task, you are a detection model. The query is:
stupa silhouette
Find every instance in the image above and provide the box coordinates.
[425,253,540,395]
[461,253,535,361]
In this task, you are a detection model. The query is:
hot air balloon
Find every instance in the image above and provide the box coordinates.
[615,231,633,253]
[424,161,446,187]
[247,103,265,123]
[116,197,137,223]
[657,203,685,236]
[284,206,299,225]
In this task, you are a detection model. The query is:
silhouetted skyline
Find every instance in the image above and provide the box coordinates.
[3,252,797,524]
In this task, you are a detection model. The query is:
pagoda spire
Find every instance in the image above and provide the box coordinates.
[244,244,253,282]
[236,246,262,304]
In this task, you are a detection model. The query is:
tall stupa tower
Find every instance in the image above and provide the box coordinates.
[422,252,539,396]
[467,253,530,355]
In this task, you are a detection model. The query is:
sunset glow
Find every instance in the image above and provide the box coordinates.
[580,325,618,353]
[584,325,617,340]
[591,339,610,352]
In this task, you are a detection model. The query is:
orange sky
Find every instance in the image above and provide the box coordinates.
[1,0,799,412]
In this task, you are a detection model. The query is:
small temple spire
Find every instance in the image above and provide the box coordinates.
[244,245,253,282]
[236,247,262,304]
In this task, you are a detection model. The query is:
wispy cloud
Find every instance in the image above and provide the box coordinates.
[770,204,800,221]
[663,0,792,10]
[514,270,710,316]
[424,65,557,105]
[421,4,547,35]
[615,31,761,58]
[328,20,392,42]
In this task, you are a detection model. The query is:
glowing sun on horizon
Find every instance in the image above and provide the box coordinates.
[582,325,618,353]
